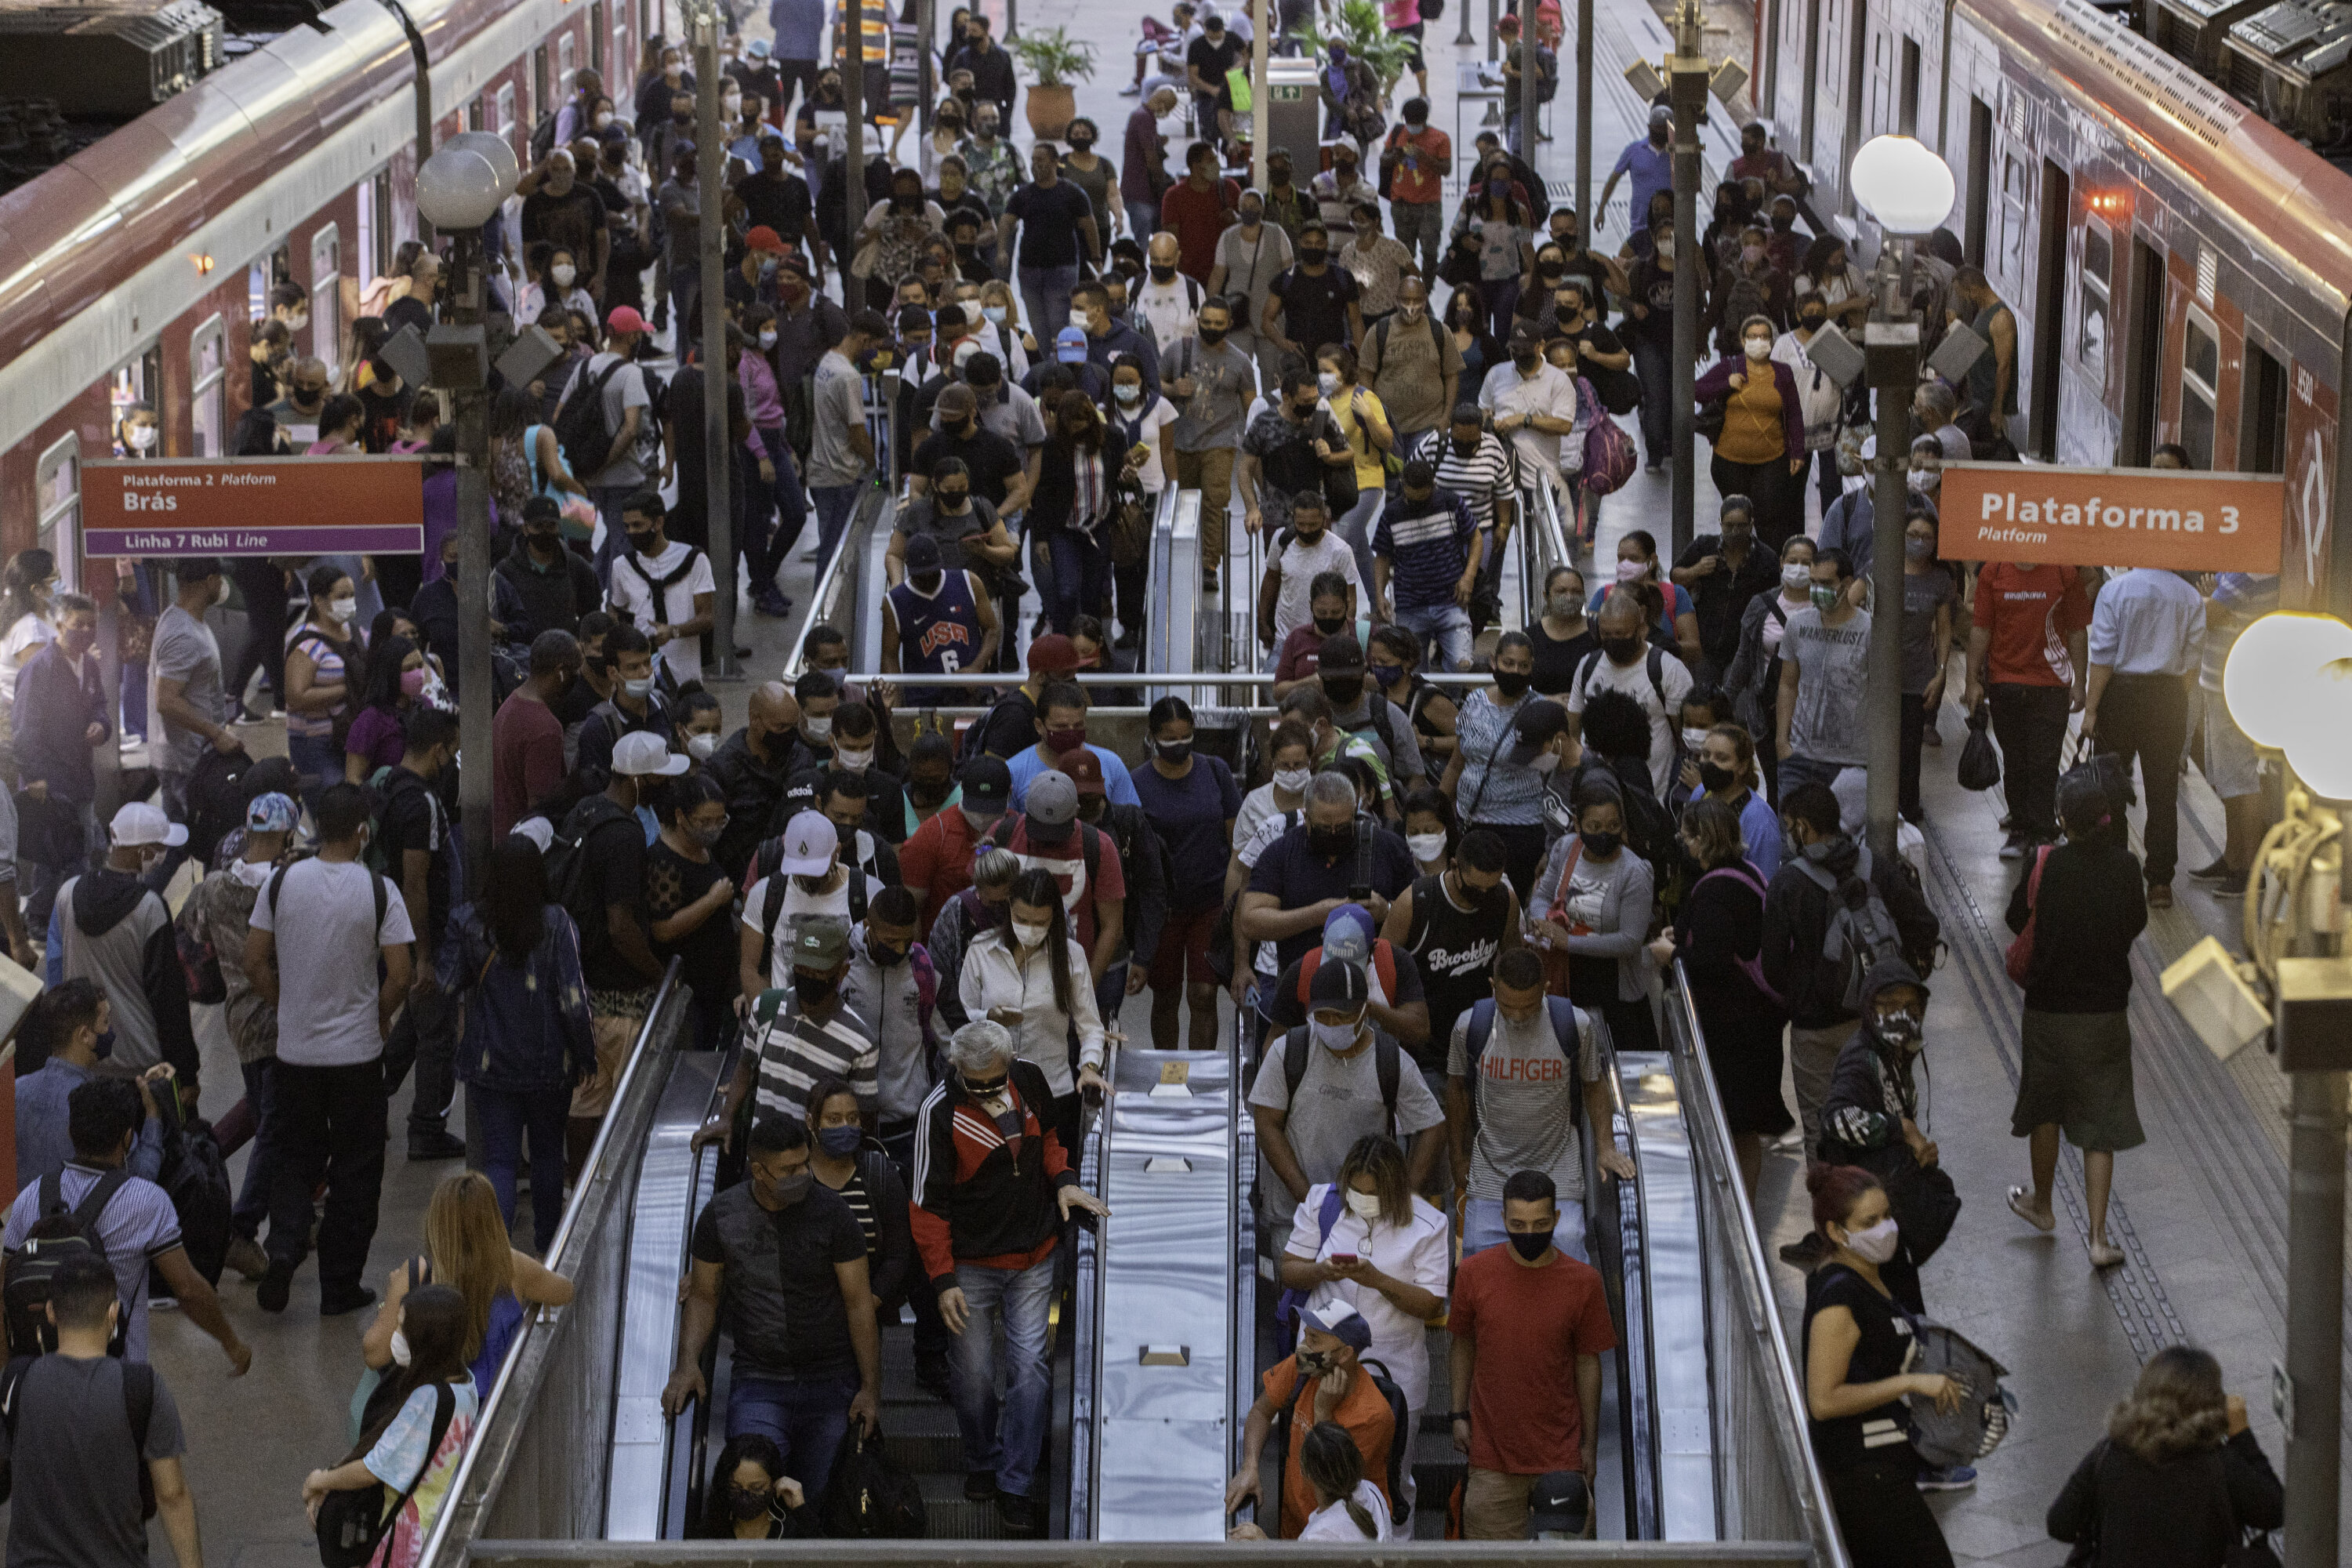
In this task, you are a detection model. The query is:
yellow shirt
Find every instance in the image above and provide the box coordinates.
[1327,385,1392,492]
[1717,367,1786,466]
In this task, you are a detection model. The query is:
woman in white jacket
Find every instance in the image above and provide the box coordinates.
[1774,292,1849,522]
[957,868,1112,1154]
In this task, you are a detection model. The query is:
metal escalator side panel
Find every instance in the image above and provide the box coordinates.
[1069,1073,1116,1540]
[851,489,901,676]
[657,1059,731,1540]
[1590,1032,1659,1539]
[1617,1050,1720,1541]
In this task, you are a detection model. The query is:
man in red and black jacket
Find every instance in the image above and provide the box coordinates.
[909,1019,1109,1537]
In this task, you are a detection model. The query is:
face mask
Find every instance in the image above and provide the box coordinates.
[1308,1014,1361,1051]
[1809,584,1841,613]
[1294,1348,1335,1377]
[1744,336,1772,360]
[1799,310,1826,329]
[1343,1189,1381,1221]
[550,263,578,287]
[1044,724,1086,754]
[684,732,718,763]
[792,971,836,1007]
[1693,760,1737,795]
[127,425,158,451]
[400,667,428,699]
[936,485,971,510]
[1904,535,1936,562]
[765,1170,815,1205]
[1371,664,1405,691]
[731,1486,772,1522]
[1583,829,1622,858]
[620,676,653,701]
[1274,766,1312,793]
[390,1330,412,1367]
[1908,466,1940,493]
[1508,1229,1554,1262]
[1545,592,1582,622]
[1875,1009,1922,1047]
[1600,636,1641,665]
[1406,831,1447,863]
[817,1124,864,1157]
[1453,436,1480,457]
[1196,324,1227,346]
[1802,839,1839,865]
[1113,382,1142,405]
[1323,675,1363,706]
[804,715,833,742]
[1299,246,1327,264]
[980,303,1008,325]
[287,311,310,333]
[1493,670,1531,699]
[1841,1216,1900,1264]
[593,111,615,129]
[1681,727,1711,753]
[1514,351,1541,372]
[1615,557,1648,584]
[1307,825,1355,858]
[1011,920,1049,949]
[1781,562,1813,593]
[1069,310,1091,332]
[1153,739,1192,767]
[1316,370,1342,398]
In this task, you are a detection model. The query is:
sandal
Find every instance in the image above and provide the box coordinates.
[2006,1185,2056,1233]
[2089,1241,2126,1269]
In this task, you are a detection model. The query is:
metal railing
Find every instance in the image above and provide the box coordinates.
[418,961,693,1568]
[1143,485,1199,711]
[1067,1076,1114,1541]
[1660,968,1851,1566]
[784,486,892,682]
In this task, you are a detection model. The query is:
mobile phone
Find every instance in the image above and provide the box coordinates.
[1330,1253,1360,1266]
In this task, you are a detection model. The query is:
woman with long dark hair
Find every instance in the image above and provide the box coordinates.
[1031,391,1133,633]
[436,837,597,1249]
[1451,160,1537,343]
[303,1283,480,1568]
[343,633,424,781]
[956,866,1109,1155]
[2048,1345,2282,1566]
[693,1433,820,1539]
[283,562,361,807]
[1443,284,1497,388]
[1667,795,1788,1194]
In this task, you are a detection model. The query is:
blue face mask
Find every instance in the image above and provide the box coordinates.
[817,1124,863,1157]
[92,1028,115,1061]
[1370,663,1405,688]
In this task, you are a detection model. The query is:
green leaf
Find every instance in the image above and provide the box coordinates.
[1007,25,1098,88]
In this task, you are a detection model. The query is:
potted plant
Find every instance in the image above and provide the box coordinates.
[1011,26,1097,141]
[1301,0,1418,97]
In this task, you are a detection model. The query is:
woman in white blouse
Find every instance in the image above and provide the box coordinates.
[956,868,1111,1151]
[1233,1420,1392,1542]
[1279,1132,1448,1491]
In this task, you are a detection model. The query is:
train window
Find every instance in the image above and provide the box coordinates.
[309,226,342,379]
[2241,341,2288,474]
[534,45,550,129]
[1998,155,2027,283]
[34,437,78,587]
[2079,218,2112,388]
[2180,313,2219,470]
[1964,98,1992,267]
[1899,36,1920,137]
[372,171,395,279]
[356,179,376,306]
[468,97,484,132]
[1799,0,1823,161]
[559,31,575,93]
[497,82,518,154]
[590,2,605,74]
[191,316,227,460]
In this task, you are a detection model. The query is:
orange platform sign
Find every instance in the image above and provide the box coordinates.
[1936,463,2285,572]
[81,457,425,557]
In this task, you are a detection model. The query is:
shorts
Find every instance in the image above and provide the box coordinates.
[1148,902,1220,989]
[2011,1009,2145,1152]
[1393,20,1426,71]
[2203,698,2261,799]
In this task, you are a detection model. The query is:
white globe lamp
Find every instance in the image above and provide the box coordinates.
[414,147,507,231]
[2223,612,2352,754]
[443,129,522,195]
[1847,135,1956,237]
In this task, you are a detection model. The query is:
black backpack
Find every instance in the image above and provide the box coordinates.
[0,1355,154,1517]
[546,796,635,939]
[2,1170,132,1356]
[820,1422,927,1537]
[154,1120,234,1288]
[183,745,256,867]
[528,108,561,163]
[750,837,869,979]
[552,356,627,478]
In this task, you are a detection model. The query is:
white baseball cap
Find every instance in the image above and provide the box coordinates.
[109,801,188,848]
[775,809,840,876]
[612,730,689,778]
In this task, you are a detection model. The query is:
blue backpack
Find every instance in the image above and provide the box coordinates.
[1272,1184,1348,1329]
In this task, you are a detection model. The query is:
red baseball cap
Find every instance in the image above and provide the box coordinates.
[606,305,648,336]
[1057,747,1105,797]
[746,225,788,255]
[1027,633,1080,675]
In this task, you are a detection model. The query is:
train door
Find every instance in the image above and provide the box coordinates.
[34,437,79,591]
[190,316,227,459]
[535,44,552,131]
[2241,337,2288,474]
[2029,159,2068,460]
[1963,96,1991,267]
[1759,0,1779,126]
[309,226,343,380]
[1801,0,1824,161]
[1899,36,1921,136]
[1842,0,1868,209]
[2120,237,2166,465]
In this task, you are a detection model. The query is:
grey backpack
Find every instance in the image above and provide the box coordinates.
[1896,1309,2015,1468]
[1798,850,1907,1014]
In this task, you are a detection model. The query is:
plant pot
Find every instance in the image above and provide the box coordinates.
[1025,83,1076,141]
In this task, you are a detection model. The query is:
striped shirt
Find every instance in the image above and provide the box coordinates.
[837,1163,877,1258]
[1373,485,1478,611]
[746,989,879,1122]
[1407,430,1516,531]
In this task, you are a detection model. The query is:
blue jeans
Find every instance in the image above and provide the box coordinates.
[1396,601,1475,672]
[231,1058,278,1241]
[949,1251,1058,1497]
[1332,488,1381,612]
[811,483,863,579]
[468,1082,572,1254]
[1479,276,1522,347]
[1631,336,1672,466]
[1047,528,1111,633]
[1125,200,1161,245]
[1018,263,1082,352]
[728,1367,861,1500]
[285,732,341,817]
[748,426,808,593]
[1777,751,1848,800]
[1464,1195,1589,1263]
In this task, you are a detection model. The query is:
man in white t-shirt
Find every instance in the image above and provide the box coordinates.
[738,810,887,994]
[244,779,415,1317]
[1133,231,1203,351]
[1562,590,1693,796]
[1258,493,1364,668]
[606,490,717,690]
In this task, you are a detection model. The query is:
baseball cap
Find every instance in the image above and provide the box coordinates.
[960,755,1013,814]
[245,792,300,834]
[786,912,851,968]
[747,36,772,57]
[522,494,561,524]
[897,303,934,336]
[775,809,840,875]
[1054,326,1088,362]
[903,533,944,572]
[1508,324,1542,354]
[607,304,648,336]
[1506,698,1572,764]
[745,225,788,255]
[110,800,188,848]
[1650,103,1674,126]
[612,729,690,777]
[937,382,978,419]
[1321,903,1374,966]
[1056,748,1105,797]
[1025,770,1080,837]
[175,557,222,583]
[1308,955,1370,1012]
[1027,633,1080,675]
[1299,1301,1374,1350]
[1318,632,1364,672]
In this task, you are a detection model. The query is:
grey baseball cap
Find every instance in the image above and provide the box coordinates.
[1025,769,1080,834]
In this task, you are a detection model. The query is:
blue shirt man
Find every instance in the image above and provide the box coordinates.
[1605,107,1675,235]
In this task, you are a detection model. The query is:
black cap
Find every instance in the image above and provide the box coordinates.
[176,557,223,581]
[522,494,561,523]
[904,533,944,572]
[960,754,1013,810]
[1506,698,1571,762]
[1308,956,1369,1009]
[1401,458,1436,488]
[1318,632,1364,671]
[896,303,933,335]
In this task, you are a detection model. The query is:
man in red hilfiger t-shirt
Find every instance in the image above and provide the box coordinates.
[1447,1168,1616,1540]
[1962,562,2090,858]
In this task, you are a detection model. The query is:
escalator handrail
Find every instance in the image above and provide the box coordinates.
[783,485,889,681]
[1229,993,1261,1532]
[1661,964,1852,1568]
[1591,1025,1661,1539]
[1067,1069,1116,1539]
[416,960,690,1568]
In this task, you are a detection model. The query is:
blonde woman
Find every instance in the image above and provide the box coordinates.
[362,1171,575,1396]
[975,278,1035,379]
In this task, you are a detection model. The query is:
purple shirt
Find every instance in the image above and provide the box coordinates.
[347,704,407,773]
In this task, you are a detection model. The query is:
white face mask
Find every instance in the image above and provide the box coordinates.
[1113,383,1142,404]
[126,424,158,451]
[1406,831,1447,863]
[1744,336,1772,360]
[1309,1014,1362,1051]
[760,329,779,349]
[1069,310,1091,332]
[390,1329,412,1367]
[1681,727,1711,753]
[804,715,833,741]
[982,304,1007,324]
[1531,751,1561,776]
[686,732,717,760]
[287,311,310,332]
[1273,766,1312,794]
[594,111,615,129]
[1317,370,1341,397]
[1343,1188,1381,1220]
[1012,920,1049,949]
[1841,1216,1900,1264]
[328,596,358,622]
[835,746,873,771]
[1780,562,1812,593]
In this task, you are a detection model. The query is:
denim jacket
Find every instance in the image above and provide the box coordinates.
[437,903,596,1093]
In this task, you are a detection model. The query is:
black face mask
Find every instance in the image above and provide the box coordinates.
[867,942,907,967]
[1773,214,1795,232]
[1515,352,1541,372]
[1583,830,1622,858]
[793,971,837,1008]
[937,487,970,509]
[1601,635,1642,664]
[1493,670,1530,699]
[1307,824,1355,858]
[1299,246,1327,264]
[1508,1228,1554,1261]
[1312,615,1346,636]
[1154,740,1192,767]
[1323,675,1363,706]
[1452,436,1479,457]
[1799,312,1827,330]
[1197,325,1227,344]
[1149,263,1177,282]
[525,528,561,554]
[731,1488,773,1522]
[1698,760,1736,793]
[1537,261,1564,279]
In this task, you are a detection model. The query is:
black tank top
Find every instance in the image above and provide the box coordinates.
[1802,1263,1917,1473]
[1403,871,1511,1043]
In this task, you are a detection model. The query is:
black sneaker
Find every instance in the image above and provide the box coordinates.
[996,1491,1043,1536]
[964,1471,998,1502]
[320,1287,379,1318]
[2188,857,2238,884]
[917,1355,954,1400]
[1778,1232,1832,1270]
[408,1131,466,1161]
[1998,830,2028,861]
[257,1258,293,1313]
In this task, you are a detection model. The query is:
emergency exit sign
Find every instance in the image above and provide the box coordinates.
[1271,83,1303,100]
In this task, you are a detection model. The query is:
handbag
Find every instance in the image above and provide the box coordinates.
[1226,66,1254,114]
[2003,844,2050,985]
[1109,488,1153,567]
[1537,839,1582,999]
[1957,702,2002,791]
[1579,381,1637,495]
[315,1381,456,1568]
[1693,394,1727,445]
[1316,412,1360,514]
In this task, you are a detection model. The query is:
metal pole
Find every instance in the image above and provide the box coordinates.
[843,0,866,270]
[1518,8,1539,168]
[2284,1057,2347,1568]
[1861,243,1916,863]
[694,5,740,679]
[449,233,495,884]
[916,0,935,180]
[1573,0,1592,239]
[1003,0,1015,42]
[1454,0,1477,50]
[1668,31,1706,557]
[1250,0,1269,187]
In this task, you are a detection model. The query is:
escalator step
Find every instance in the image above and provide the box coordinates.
[913,1486,1016,1539]
[883,1431,965,1472]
